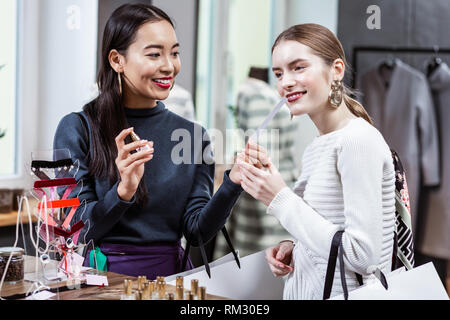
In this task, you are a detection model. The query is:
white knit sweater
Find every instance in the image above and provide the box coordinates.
[267,117,396,300]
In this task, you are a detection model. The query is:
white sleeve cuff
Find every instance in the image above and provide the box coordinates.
[267,186,295,219]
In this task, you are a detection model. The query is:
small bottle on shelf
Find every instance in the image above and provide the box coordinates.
[157,280,166,300]
[185,290,194,300]
[166,292,175,300]
[120,279,136,300]
[176,276,184,288]
[191,279,199,299]
[198,286,206,300]
[175,285,184,300]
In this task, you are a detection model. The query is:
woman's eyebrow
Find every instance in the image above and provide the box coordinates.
[143,43,180,50]
[272,58,308,72]
[287,58,307,68]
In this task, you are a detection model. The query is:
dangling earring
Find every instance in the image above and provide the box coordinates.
[328,80,343,108]
[118,72,123,96]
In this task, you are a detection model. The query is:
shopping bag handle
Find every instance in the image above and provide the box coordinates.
[181,223,240,279]
[323,230,388,300]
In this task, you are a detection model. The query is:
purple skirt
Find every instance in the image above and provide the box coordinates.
[83,242,194,280]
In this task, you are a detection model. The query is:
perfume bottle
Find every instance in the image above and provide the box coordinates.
[120,279,136,300]
[165,292,175,300]
[149,280,156,299]
[130,131,151,152]
[185,290,194,300]
[141,282,151,300]
[191,279,199,299]
[137,275,147,291]
[198,286,206,300]
[176,276,184,288]
[176,285,184,300]
[157,280,166,300]
[154,276,166,299]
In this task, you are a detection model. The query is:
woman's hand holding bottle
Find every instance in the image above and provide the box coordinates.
[115,127,154,201]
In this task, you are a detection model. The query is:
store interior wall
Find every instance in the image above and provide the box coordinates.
[337,0,450,285]
[37,0,98,152]
[338,0,450,85]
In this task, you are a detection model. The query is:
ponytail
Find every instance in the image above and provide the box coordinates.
[343,86,374,126]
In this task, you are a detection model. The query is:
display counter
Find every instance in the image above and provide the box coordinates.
[1,256,227,300]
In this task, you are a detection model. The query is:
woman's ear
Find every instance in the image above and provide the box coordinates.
[332,58,345,81]
[109,49,124,73]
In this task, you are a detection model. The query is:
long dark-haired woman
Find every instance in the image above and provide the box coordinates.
[53,4,257,280]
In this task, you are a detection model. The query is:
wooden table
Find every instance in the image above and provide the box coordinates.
[0,199,38,227]
[1,256,228,300]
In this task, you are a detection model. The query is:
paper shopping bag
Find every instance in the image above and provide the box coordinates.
[330,262,449,300]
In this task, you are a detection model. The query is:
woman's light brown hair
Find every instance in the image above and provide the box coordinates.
[272,23,373,125]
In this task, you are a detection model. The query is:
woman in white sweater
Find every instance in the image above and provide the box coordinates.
[237,24,396,299]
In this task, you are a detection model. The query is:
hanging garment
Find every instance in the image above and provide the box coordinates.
[214,77,298,259]
[358,58,440,233]
[420,62,450,259]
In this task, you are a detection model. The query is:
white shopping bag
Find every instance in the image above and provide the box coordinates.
[166,251,238,282]
[167,250,284,300]
[330,262,449,300]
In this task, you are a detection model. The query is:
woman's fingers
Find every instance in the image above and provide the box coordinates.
[242,152,260,167]
[239,160,266,178]
[124,154,153,172]
[246,139,264,151]
[245,148,270,167]
[119,148,154,169]
[245,141,270,168]
[115,127,134,151]
[246,140,268,155]
[265,247,292,277]
[120,140,153,157]
[241,177,256,197]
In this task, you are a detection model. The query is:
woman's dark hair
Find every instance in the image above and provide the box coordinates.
[84,4,174,206]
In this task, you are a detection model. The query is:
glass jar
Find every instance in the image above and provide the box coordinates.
[0,247,25,284]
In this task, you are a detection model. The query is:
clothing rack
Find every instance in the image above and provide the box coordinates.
[351,46,450,88]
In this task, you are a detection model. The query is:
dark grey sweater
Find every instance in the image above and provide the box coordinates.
[53,101,243,246]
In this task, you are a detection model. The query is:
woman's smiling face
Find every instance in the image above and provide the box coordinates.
[272,40,334,117]
[118,19,181,104]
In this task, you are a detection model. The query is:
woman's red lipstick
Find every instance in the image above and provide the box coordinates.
[152,77,173,89]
